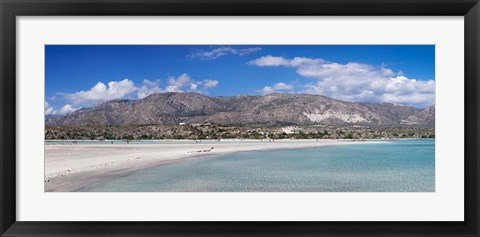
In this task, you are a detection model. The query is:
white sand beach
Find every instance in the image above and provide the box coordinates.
[45,139,384,191]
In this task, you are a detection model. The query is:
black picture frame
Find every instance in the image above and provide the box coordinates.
[1,0,479,236]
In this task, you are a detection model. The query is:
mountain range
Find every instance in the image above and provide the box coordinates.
[46,92,435,127]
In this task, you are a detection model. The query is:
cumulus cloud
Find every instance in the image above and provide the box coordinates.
[165,74,219,94]
[189,47,262,60]
[259,82,294,95]
[202,79,219,89]
[166,74,193,92]
[137,79,163,99]
[249,56,435,107]
[62,79,137,106]
[58,104,79,115]
[45,101,55,116]
[59,74,219,107]
[45,101,79,116]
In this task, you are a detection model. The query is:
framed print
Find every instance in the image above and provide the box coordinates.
[1,0,479,236]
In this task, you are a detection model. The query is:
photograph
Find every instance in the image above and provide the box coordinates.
[44,45,435,192]
[2,0,478,235]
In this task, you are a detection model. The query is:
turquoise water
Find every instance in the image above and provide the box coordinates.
[78,139,435,192]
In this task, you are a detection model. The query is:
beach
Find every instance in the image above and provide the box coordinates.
[45,139,384,191]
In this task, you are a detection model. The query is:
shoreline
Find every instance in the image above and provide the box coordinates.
[45,137,433,143]
[45,139,388,192]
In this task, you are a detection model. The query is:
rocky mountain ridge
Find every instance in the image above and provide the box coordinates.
[47,92,435,127]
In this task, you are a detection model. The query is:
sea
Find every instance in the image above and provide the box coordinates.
[75,139,435,192]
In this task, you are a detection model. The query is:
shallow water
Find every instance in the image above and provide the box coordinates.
[78,139,435,192]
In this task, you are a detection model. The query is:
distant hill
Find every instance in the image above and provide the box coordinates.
[47,92,435,127]
[45,114,63,124]
[401,104,435,127]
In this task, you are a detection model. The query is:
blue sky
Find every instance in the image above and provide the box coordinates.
[45,45,435,115]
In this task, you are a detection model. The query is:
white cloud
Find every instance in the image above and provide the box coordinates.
[137,79,163,99]
[201,79,219,89]
[45,101,79,116]
[248,55,324,67]
[165,74,219,94]
[189,47,262,60]
[60,74,219,107]
[272,82,294,90]
[166,73,193,92]
[58,104,79,115]
[165,85,179,92]
[45,101,55,116]
[63,79,137,105]
[259,82,294,95]
[250,56,435,107]
[237,47,262,56]
[196,80,219,94]
[248,55,290,66]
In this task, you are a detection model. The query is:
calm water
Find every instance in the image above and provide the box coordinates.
[78,139,435,192]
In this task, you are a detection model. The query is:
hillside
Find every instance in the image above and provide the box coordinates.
[47,92,435,127]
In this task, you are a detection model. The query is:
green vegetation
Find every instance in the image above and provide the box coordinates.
[45,124,435,140]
